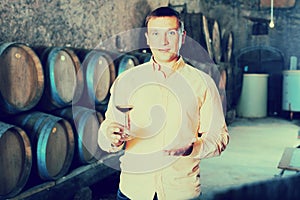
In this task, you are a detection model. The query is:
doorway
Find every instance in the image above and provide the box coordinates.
[235,46,285,116]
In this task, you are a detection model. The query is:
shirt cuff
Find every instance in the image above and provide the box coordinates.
[110,142,125,152]
[189,137,203,158]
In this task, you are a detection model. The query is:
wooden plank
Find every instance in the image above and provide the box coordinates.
[290,148,300,168]
[278,147,300,172]
[9,182,55,200]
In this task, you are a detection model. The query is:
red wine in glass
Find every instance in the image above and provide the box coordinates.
[116,105,133,113]
[116,105,134,141]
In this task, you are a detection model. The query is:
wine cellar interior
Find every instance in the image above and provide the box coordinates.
[0,0,300,200]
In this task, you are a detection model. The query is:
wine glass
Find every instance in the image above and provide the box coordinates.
[115,105,134,141]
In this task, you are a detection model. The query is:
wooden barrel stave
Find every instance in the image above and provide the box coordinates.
[212,20,222,64]
[222,31,233,63]
[221,31,234,110]
[217,63,228,115]
[202,15,214,60]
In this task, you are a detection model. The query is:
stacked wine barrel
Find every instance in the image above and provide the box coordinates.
[0,42,146,199]
[0,23,234,196]
[182,12,236,120]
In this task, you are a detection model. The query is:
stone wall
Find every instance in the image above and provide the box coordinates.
[0,0,168,49]
[1,0,299,69]
[197,0,300,69]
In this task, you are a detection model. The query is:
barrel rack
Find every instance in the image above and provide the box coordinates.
[7,152,122,200]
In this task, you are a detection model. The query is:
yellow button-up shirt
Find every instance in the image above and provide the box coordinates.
[98,57,229,200]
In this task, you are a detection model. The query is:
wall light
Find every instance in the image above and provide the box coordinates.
[269,0,275,28]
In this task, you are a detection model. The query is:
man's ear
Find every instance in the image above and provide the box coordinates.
[181,30,186,44]
[145,32,149,45]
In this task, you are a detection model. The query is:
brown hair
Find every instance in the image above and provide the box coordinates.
[145,7,184,32]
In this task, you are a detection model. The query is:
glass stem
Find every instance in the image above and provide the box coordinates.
[125,112,130,132]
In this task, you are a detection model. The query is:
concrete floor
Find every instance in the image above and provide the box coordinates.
[200,116,300,199]
[94,116,300,200]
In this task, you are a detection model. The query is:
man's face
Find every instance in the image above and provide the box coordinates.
[145,16,186,65]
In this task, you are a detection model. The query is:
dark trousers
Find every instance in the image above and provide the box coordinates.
[117,189,158,200]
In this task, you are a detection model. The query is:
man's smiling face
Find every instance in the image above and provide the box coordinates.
[145,16,186,66]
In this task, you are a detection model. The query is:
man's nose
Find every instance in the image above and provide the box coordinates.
[162,33,169,45]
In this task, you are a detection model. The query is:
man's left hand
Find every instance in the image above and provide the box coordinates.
[164,143,194,156]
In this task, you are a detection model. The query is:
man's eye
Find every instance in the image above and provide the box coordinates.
[151,32,159,36]
[168,30,177,36]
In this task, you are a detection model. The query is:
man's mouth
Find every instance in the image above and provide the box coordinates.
[158,48,171,52]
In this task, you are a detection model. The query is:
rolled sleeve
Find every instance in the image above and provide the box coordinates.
[192,73,229,159]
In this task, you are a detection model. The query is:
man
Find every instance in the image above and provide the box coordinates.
[98,6,229,200]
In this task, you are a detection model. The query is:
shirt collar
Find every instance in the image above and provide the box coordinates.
[151,56,185,72]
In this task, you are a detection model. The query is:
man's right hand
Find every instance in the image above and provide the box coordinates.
[106,122,125,147]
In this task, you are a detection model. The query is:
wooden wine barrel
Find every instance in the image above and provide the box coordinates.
[0,42,44,114]
[115,54,139,76]
[96,111,104,123]
[12,112,75,180]
[202,15,214,60]
[184,57,220,85]
[52,106,101,165]
[96,103,108,116]
[218,63,228,115]
[75,49,116,105]
[224,63,234,110]
[183,13,207,49]
[33,46,82,110]
[220,31,234,111]
[96,50,139,76]
[129,51,152,64]
[222,31,233,63]
[212,20,222,64]
[0,121,32,198]
[183,13,193,40]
